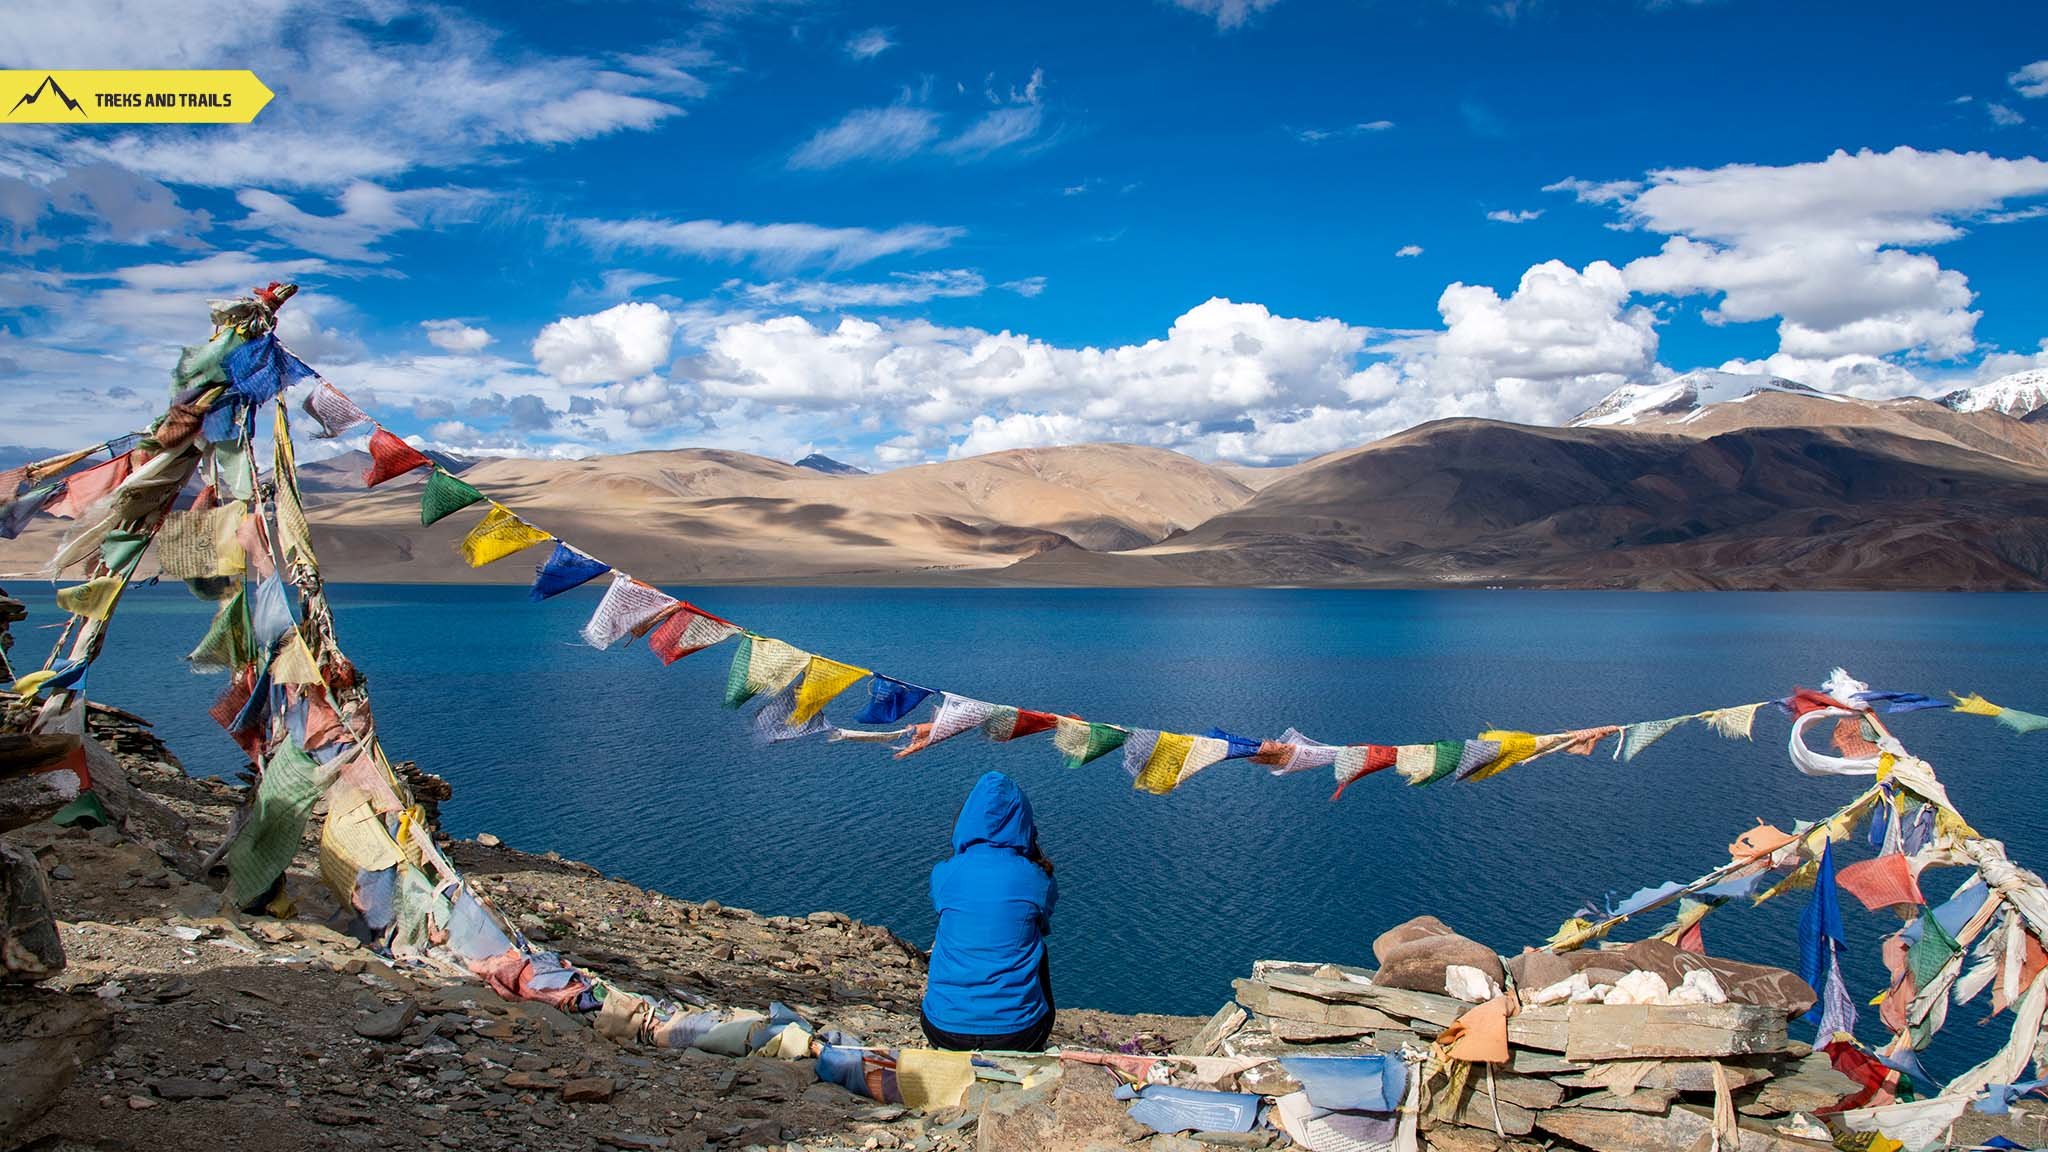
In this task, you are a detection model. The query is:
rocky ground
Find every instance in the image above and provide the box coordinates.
[5,711,1200,1152]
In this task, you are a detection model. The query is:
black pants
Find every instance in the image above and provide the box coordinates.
[921,954,1055,1052]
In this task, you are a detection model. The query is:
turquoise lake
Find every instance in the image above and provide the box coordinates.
[51,586,2048,1070]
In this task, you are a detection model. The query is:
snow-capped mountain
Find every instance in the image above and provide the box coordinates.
[793,453,868,476]
[1941,369,2048,419]
[1569,370,1823,427]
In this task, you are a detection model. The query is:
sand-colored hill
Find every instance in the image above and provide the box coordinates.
[1606,390,2048,471]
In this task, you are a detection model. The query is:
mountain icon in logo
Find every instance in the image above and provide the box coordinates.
[8,75,86,118]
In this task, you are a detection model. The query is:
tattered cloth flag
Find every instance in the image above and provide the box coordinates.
[364,428,433,487]
[791,656,870,725]
[1176,728,1260,788]
[1952,692,2048,735]
[581,573,677,649]
[10,658,85,699]
[249,572,300,652]
[981,706,1058,742]
[0,482,60,539]
[460,504,551,567]
[647,603,742,665]
[303,380,370,438]
[754,683,834,744]
[1448,739,1503,782]
[1836,852,1925,913]
[223,332,315,406]
[1615,715,1692,762]
[420,469,485,526]
[225,738,329,907]
[1250,728,1342,776]
[1392,743,1439,785]
[1129,730,1196,795]
[855,675,934,724]
[723,635,811,709]
[1466,730,1541,781]
[1798,840,1854,1039]
[174,329,245,390]
[55,576,124,620]
[98,529,151,575]
[1331,745,1399,800]
[1054,717,1127,767]
[269,629,324,685]
[45,452,135,520]
[893,693,999,758]
[186,586,252,673]
[529,541,610,601]
[830,726,916,744]
[154,401,206,453]
[156,501,247,579]
[1702,704,1763,740]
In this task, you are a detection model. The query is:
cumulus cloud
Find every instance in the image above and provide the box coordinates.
[1165,0,1283,30]
[574,216,964,272]
[1395,245,1424,258]
[422,319,493,353]
[1989,103,2026,127]
[1543,176,1642,205]
[532,302,681,385]
[2010,60,2048,98]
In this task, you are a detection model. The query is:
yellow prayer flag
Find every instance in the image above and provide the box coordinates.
[459,504,552,567]
[790,655,870,724]
[269,629,323,684]
[1951,692,2004,718]
[55,575,125,620]
[9,669,57,697]
[744,637,812,701]
[895,1049,974,1109]
[318,782,405,903]
[1134,731,1195,794]
[1467,730,1541,781]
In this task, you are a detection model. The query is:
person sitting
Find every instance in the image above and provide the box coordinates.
[920,771,1057,1052]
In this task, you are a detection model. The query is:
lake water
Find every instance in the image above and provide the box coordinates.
[48,586,2048,1072]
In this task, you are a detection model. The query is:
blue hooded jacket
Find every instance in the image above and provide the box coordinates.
[923,772,1056,1035]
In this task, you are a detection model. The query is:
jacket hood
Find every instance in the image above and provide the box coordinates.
[952,771,1036,854]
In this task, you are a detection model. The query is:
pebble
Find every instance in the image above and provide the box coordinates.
[561,1076,615,1103]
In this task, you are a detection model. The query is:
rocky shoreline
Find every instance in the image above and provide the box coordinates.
[3,703,1198,1152]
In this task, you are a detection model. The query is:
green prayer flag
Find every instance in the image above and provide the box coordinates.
[420,469,485,526]
[1061,722,1128,768]
[1996,707,2048,735]
[722,635,756,709]
[226,739,327,907]
[1906,909,1961,988]
[187,586,252,673]
[99,528,150,574]
[1414,740,1463,786]
[173,329,245,390]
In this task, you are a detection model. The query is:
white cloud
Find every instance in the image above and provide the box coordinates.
[844,27,894,59]
[1611,147,2048,361]
[739,269,987,309]
[233,182,487,262]
[1717,352,1927,400]
[789,106,939,169]
[1543,176,1643,205]
[574,216,964,272]
[1988,102,2026,127]
[1293,120,1394,143]
[521,90,682,144]
[532,302,681,385]
[2010,59,2048,98]
[0,161,210,251]
[1395,244,1423,258]
[942,105,1044,157]
[422,319,493,354]
[1485,208,1544,223]
[1001,276,1048,297]
[1166,0,1283,30]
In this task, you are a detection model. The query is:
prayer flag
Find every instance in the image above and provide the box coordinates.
[1616,715,1690,762]
[981,706,1058,742]
[1132,731,1195,795]
[0,466,22,497]
[1330,744,1398,799]
[855,676,933,724]
[529,541,610,601]
[1837,853,1925,912]
[269,629,323,685]
[10,658,84,699]
[1450,738,1503,782]
[55,576,124,620]
[174,329,243,390]
[0,482,59,539]
[303,380,370,438]
[1251,728,1341,776]
[1702,704,1762,740]
[647,603,742,664]
[791,656,870,724]
[154,402,206,453]
[581,573,677,649]
[225,738,327,907]
[1053,717,1127,767]
[1392,743,1438,784]
[1410,740,1464,786]
[364,428,432,487]
[754,683,834,744]
[460,504,550,567]
[1798,840,1846,1025]
[223,332,315,406]
[723,635,809,709]
[44,452,134,519]
[275,480,315,566]
[203,401,243,448]
[98,529,150,574]
[250,572,298,651]
[1951,692,2005,718]
[157,501,248,579]
[1466,730,1541,781]
[927,693,999,744]
[420,469,485,526]
[187,587,252,673]
[1176,735,1234,787]
[1906,910,1962,988]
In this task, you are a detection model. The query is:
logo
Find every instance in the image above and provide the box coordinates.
[7,75,85,118]
[0,71,272,124]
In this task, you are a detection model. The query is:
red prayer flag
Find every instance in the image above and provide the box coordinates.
[1676,919,1706,955]
[1836,852,1925,912]
[1008,710,1059,739]
[363,428,431,487]
[44,451,135,519]
[647,603,741,666]
[1786,688,1853,716]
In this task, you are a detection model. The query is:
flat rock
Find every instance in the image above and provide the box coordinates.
[1,987,111,1141]
[152,1076,233,1101]
[561,1076,615,1103]
[1565,1088,1679,1113]
[599,1132,671,1150]
[1739,1053,1859,1116]
[1537,1103,1835,1152]
[353,999,418,1040]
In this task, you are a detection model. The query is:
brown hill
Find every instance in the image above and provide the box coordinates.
[1610,390,2048,471]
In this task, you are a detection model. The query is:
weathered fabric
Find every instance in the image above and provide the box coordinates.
[223,332,315,406]
[791,655,870,724]
[753,683,833,743]
[274,477,316,566]
[1790,708,1882,776]
[1995,706,2048,735]
[1411,741,1465,786]
[318,782,405,908]
[153,402,206,453]
[1450,739,1503,782]
[1278,1055,1409,1113]
[174,329,243,390]
[45,452,135,519]
[1133,731,1195,794]
[857,675,935,724]
[226,739,328,907]
[186,588,252,673]
[1906,909,1961,988]
[1467,730,1540,781]
[459,505,551,567]
[419,469,485,526]
[647,603,742,664]
[1799,841,1846,1026]
[1616,715,1690,762]
[208,666,257,731]
[981,706,1058,742]
[0,481,60,539]
[828,726,916,744]
[723,635,810,709]
[303,380,370,438]
[1054,717,1127,767]
[335,747,404,815]
[928,693,1000,745]
[1176,736,1233,787]
[1836,1095,1971,1152]
[529,541,610,600]
[1837,853,1925,912]
[581,573,678,649]
[1331,745,1399,799]
[364,428,432,487]
[55,576,124,620]
[212,437,253,501]
[1702,703,1764,740]
[270,630,323,685]
[156,501,247,579]
[1392,743,1439,784]
[250,572,299,651]
[1251,728,1341,776]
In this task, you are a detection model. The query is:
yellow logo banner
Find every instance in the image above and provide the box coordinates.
[0,71,273,124]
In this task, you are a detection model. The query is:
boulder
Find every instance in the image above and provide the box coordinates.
[1,839,63,981]
[1376,935,1506,997]
[0,987,111,1143]
[1374,915,1457,963]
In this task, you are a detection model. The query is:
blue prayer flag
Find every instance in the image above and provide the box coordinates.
[224,333,315,406]
[0,482,60,539]
[528,542,611,601]
[1797,840,1843,1024]
[855,675,933,724]
[1200,727,1263,760]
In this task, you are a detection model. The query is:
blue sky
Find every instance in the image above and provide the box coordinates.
[4,0,2048,465]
